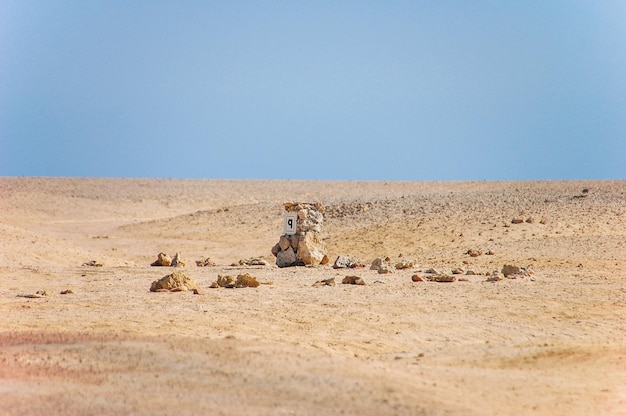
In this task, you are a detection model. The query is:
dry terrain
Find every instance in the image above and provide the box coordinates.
[1,177,625,416]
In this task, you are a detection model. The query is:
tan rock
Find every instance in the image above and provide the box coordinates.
[216,274,236,288]
[150,271,197,292]
[151,252,172,267]
[297,232,327,266]
[235,273,260,288]
[342,275,365,285]
[411,274,425,282]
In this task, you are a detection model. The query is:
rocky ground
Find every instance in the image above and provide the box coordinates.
[0,178,625,415]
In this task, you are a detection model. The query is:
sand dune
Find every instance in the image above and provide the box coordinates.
[1,177,625,415]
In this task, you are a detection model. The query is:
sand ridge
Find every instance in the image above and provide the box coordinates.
[0,177,625,415]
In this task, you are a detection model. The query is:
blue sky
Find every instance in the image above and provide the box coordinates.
[1,1,625,180]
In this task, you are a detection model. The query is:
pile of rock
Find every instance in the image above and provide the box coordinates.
[271,202,328,268]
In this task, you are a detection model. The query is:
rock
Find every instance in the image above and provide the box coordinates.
[466,249,482,257]
[209,281,219,289]
[452,268,465,275]
[171,252,185,267]
[526,216,535,224]
[411,274,425,282]
[191,288,202,295]
[271,243,281,257]
[60,289,74,295]
[82,260,103,267]
[195,257,216,267]
[487,273,503,282]
[511,218,524,224]
[276,247,297,268]
[150,271,197,292]
[296,232,327,266]
[431,274,455,283]
[235,273,260,288]
[424,268,440,274]
[333,255,363,269]
[239,258,268,266]
[501,264,521,277]
[370,257,385,270]
[395,259,415,269]
[313,278,336,287]
[466,270,477,275]
[151,253,172,267]
[378,264,394,274]
[485,250,495,256]
[216,274,236,288]
[279,235,291,251]
[342,275,366,285]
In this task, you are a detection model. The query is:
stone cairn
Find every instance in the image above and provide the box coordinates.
[271,202,328,268]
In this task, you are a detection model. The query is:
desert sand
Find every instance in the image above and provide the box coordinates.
[0,177,625,416]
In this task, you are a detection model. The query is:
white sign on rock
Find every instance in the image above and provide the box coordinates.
[283,212,298,235]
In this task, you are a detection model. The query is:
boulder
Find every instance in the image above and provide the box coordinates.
[296,232,327,266]
[276,247,297,268]
[150,271,197,292]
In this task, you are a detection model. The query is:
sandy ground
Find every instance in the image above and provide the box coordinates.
[0,177,625,416]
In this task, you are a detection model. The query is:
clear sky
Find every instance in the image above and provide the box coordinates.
[1,1,625,181]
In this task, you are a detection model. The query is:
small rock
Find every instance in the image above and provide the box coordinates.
[192,288,203,295]
[411,274,425,282]
[452,268,465,275]
[502,264,521,277]
[171,252,185,267]
[487,274,503,282]
[395,259,415,270]
[466,249,482,257]
[370,257,385,271]
[526,217,535,224]
[82,260,103,267]
[313,278,335,287]
[511,218,524,224]
[235,273,260,288]
[60,289,74,295]
[195,257,216,267]
[209,281,219,289]
[431,274,455,283]
[151,253,172,267]
[342,275,366,285]
[466,270,477,275]
[485,250,495,256]
[424,268,440,274]
[333,255,364,269]
[216,274,236,288]
[150,271,197,292]
[378,264,394,274]
[239,258,268,266]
